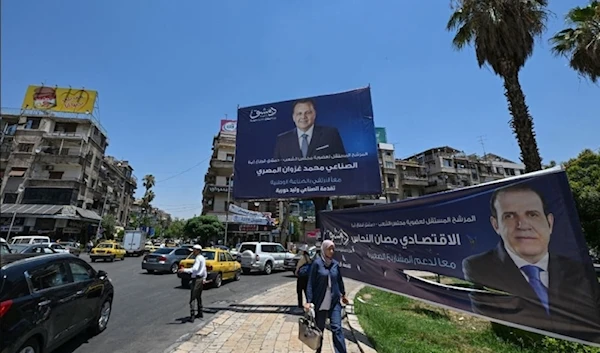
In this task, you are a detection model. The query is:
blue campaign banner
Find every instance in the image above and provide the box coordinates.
[320,168,600,346]
[233,87,381,199]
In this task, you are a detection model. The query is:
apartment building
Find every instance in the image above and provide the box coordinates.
[201,121,275,244]
[0,107,109,239]
[399,146,526,198]
[99,156,137,226]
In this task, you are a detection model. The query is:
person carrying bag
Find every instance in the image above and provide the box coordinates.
[302,240,348,353]
[295,245,312,308]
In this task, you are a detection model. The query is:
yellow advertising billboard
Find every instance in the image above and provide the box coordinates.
[22,85,97,113]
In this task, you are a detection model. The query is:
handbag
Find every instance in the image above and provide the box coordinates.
[298,311,322,350]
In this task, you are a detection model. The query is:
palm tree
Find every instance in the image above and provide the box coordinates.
[551,1,600,82]
[447,0,548,172]
[142,174,156,190]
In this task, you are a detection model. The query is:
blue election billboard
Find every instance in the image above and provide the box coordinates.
[320,167,600,347]
[233,87,381,199]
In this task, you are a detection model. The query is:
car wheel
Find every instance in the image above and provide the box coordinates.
[234,270,241,281]
[91,258,96,262]
[170,263,179,274]
[242,268,251,275]
[16,337,40,353]
[109,256,115,262]
[90,298,112,335]
[214,273,222,288]
[264,262,272,275]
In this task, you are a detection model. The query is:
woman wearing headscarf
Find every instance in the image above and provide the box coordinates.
[304,240,348,353]
[295,245,312,308]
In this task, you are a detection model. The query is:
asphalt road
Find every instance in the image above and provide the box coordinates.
[52,254,295,353]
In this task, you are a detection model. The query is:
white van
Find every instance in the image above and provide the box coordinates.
[9,235,51,245]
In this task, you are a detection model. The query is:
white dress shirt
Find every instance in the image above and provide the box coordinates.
[504,244,549,288]
[184,254,207,280]
[297,125,314,148]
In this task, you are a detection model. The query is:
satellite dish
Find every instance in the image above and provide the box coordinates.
[34,147,42,154]
[17,185,25,193]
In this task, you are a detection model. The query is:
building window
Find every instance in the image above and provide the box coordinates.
[25,118,41,130]
[18,143,34,153]
[443,159,452,168]
[49,172,64,180]
[385,161,394,169]
[3,193,17,203]
[226,153,234,161]
[405,189,412,198]
[385,151,392,157]
[387,176,396,188]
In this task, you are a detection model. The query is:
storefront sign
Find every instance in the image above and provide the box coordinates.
[206,185,230,193]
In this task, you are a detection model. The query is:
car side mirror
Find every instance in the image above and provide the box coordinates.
[97,270,107,279]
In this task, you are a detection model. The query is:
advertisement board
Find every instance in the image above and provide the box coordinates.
[233,87,381,199]
[22,85,97,113]
[220,119,237,135]
[320,167,600,346]
[375,127,387,143]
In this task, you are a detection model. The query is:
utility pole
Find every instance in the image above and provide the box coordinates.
[224,174,233,246]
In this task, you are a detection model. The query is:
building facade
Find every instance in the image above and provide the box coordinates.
[99,156,137,226]
[0,107,110,239]
[201,123,276,244]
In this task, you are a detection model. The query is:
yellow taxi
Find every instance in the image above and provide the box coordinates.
[145,243,159,253]
[178,247,241,288]
[90,242,126,262]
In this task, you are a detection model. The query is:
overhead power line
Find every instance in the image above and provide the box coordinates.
[155,156,211,183]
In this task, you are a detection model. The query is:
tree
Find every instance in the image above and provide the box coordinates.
[447,0,548,172]
[184,216,224,244]
[166,218,186,238]
[101,214,117,240]
[564,149,600,252]
[140,174,156,227]
[551,1,600,83]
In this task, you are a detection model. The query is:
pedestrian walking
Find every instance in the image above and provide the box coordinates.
[295,245,312,308]
[178,244,207,321]
[304,240,348,353]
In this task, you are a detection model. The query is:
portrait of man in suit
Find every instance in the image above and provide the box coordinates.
[273,99,348,162]
[462,183,600,342]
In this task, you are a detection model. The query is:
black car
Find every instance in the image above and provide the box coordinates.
[0,253,114,353]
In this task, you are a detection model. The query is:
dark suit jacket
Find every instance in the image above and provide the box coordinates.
[463,243,600,342]
[273,125,348,163]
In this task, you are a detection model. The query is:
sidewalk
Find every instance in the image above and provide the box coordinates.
[166,278,375,353]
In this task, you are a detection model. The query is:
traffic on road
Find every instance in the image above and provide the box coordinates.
[0,237,297,353]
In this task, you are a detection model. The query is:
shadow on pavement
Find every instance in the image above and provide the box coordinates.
[52,331,94,353]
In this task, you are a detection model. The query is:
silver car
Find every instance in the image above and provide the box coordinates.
[142,247,192,274]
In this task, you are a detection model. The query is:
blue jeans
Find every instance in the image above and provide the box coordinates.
[315,303,347,353]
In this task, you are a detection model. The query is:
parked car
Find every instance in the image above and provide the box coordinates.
[141,247,191,274]
[90,242,126,262]
[60,242,82,257]
[0,253,114,353]
[284,246,317,272]
[178,247,241,288]
[0,237,11,255]
[7,235,51,245]
[9,244,58,255]
[239,242,295,275]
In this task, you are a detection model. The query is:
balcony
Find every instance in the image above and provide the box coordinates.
[425,181,460,194]
[209,159,233,170]
[44,131,89,142]
[37,153,86,165]
[385,186,400,194]
[27,176,82,188]
[399,173,429,186]
[0,151,10,162]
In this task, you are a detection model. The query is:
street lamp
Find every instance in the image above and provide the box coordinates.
[6,184,25,240]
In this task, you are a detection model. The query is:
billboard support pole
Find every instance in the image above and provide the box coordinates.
[224,174,232,246]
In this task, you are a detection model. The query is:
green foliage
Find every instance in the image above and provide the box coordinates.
[101,215,117,240]
[289,216,301,243]
[183,215,224,243]
[565,149,600,251]
[166,218,186,238]
[117,229,125,238]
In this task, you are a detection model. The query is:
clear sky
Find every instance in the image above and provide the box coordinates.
[2,1,597,219]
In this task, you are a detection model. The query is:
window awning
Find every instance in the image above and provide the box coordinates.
[8,169,26,177]
[0,204,101,222]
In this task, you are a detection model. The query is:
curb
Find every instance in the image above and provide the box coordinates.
[345,283,378,353]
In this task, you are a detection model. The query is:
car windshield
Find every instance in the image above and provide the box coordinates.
[96,243,114,248]
[0,243,11,255]
[202,251,215,260]
[153,248,173,254]
[10,245,28,253]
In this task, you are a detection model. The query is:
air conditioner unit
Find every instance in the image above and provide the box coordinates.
[44,165,54,171]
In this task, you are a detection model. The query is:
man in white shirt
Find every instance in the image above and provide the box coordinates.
[178,244,207,321]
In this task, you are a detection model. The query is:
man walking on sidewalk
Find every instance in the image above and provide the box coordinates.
[178,244,207,321]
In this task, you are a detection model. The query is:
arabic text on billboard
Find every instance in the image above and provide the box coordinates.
[233,87,381,199]
[321,168,600,347]
[22,85,97,113]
